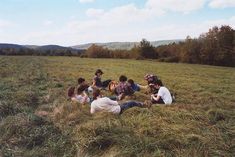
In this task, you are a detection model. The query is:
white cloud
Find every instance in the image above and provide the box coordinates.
[81,0,208,31]
[0,19,12,28]
[79,0,95,3]
[145,16,235,40]
[209,0,235,8]
[1,0,234,46]
[3,15,234,46]
[86,8,104,17]
[43,20,54,26]
[146,0,207,14]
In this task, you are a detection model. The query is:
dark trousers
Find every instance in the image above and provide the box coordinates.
[151,97,165,104]
[120,101,143,114]
[101,79,112,88]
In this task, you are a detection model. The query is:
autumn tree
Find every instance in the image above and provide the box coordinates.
[137,39,157,59]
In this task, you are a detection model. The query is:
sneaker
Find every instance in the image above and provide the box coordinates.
[171,93,176,103]
[143,100,152,108]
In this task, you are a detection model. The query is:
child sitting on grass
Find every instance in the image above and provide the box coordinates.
[92,69,112,90]
[144,74,159,94]
[128,79,141,92]
[115,75,134,100]
[150,80,173,105]
[67,85,90,105]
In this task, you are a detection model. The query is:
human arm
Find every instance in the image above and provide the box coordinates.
[137,84,148,89]
[80,92,90,104]
[151,94,160,101]
[92,78,96,87]
[105,97,119,106]
[90,107,95,114]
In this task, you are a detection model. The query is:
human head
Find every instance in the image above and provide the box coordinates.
[144,74,158,85]
[154,79,163,88]
[95,69,103,76]
[67,86,75,98]
[119,75,127,82]
[78,77,85,85]
[92,88,101,100]
[128,79,134,85]
[77,84,88,95]
[108,81,118,93]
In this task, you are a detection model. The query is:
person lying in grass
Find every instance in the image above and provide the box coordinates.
[67,85,90,105]
[90,88,152,115]
[150,79,173,105]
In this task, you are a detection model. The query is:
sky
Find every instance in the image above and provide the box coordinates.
[0,0,235,46]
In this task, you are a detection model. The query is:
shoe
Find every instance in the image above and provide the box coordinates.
[171,93,176,103]
[143,100,152,108]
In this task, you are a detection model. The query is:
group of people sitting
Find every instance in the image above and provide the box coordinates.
[67,69,175,115]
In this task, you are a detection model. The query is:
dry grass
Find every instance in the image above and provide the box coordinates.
[1,56,235,157]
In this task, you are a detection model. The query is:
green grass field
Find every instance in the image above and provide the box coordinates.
[1,56,235,157]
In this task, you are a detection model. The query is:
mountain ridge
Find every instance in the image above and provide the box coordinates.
[72,39,183,50]
[0,39,183,51]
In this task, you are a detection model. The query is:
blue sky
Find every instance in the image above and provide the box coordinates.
[0,0,234,46]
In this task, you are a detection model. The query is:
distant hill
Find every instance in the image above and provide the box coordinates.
[24,45,39,49]
[0,43,84,56]
[36,45,69,51]
[0,43,25,49]
[71,40,183,50]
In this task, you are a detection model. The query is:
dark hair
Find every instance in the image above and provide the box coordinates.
[95,69,103,75]
[78,77,85,85]
[92,88,101,100]
[128,79,134,85]
[144,74,158,85]
[119,75,127,82]
[155,79,163,86]
[67,86,75,97]
[77,84,88,94]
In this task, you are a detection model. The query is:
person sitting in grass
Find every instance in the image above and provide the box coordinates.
[150,79,173,105]
[115,75,135,100]
[78,77,89,89]
[128,79,141,92]
[90,88,152,115]
[92,69,112,90]
[67,85,90,105]
[144,74,160,94]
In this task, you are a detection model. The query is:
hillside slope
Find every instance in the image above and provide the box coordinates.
[72,40,183,50]
[1,57,234,157]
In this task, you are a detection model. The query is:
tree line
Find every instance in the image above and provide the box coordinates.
[0,25,234,67]
[0,47,83,56]
[84,25,235,67]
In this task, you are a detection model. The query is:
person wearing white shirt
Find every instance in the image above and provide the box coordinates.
[67,85,90,105]
[150,80,173,105]
[90,88,151,115]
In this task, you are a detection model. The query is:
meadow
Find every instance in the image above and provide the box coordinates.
[0,56,235,157]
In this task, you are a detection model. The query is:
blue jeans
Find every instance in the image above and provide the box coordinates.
[120,101,143,114]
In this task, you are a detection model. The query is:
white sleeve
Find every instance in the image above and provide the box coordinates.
[105,97,119,106]
[157,88,164,97]
[90,106,95,114]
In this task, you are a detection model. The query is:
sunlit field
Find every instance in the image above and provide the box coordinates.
[1,56,235,157]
